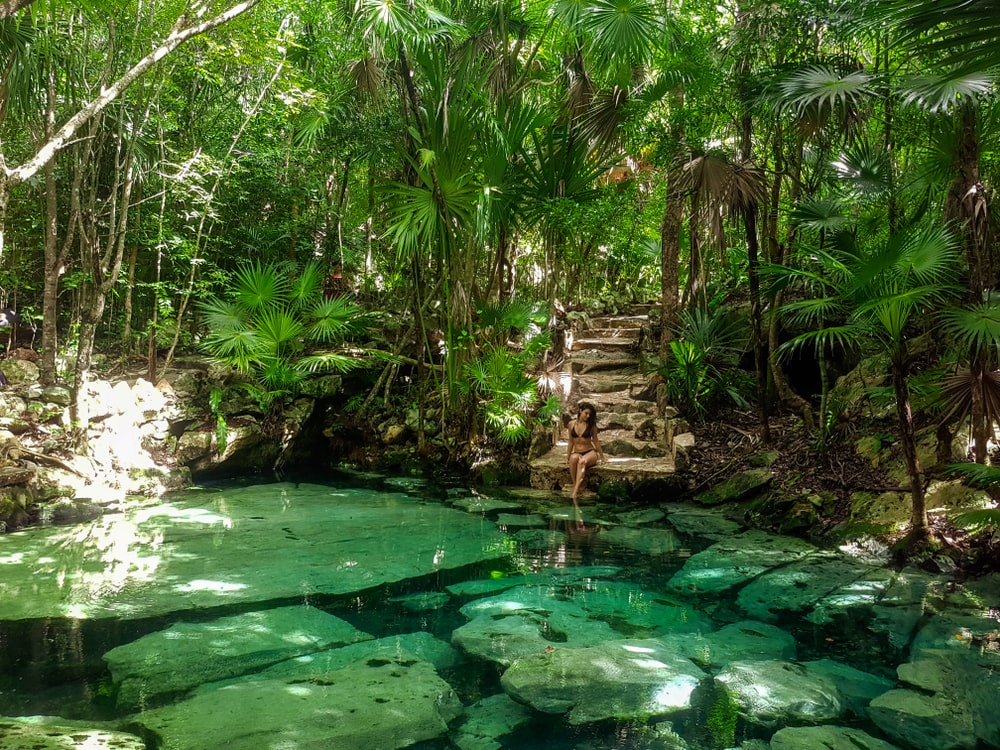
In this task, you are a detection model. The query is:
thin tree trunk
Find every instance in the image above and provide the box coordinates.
[892,351,929,539]
[660,164,683,361]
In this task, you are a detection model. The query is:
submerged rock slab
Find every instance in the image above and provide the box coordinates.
[104,605,372,709]
[452,582,712,666]
[658,621,796,668]
[0,718,145,750]
[500,639,706,724]
[715,660,842,727]
[736,554,882,622]
[0,483,508,621]
[132,653,462,750]
[452,694,534,750]
[869,649,1000,750]
[667,531,816,595]
[769,726,900,750]
[600,525,680,555]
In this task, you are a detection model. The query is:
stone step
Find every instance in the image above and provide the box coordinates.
[578,372,640,394]
[587,315,648,330]
[580,391,659,417]
[571,337,636,353]
[569,354,641,374]
[528,438,690,493]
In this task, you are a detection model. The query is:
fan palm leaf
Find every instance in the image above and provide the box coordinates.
[235,261,292,312]
[901,71,995,114]
[776,65,873,115]
[879,0,1000,74]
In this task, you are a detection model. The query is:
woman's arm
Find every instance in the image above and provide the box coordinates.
[592,430,607,462]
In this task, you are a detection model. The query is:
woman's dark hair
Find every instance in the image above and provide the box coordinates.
[577,401,598,429]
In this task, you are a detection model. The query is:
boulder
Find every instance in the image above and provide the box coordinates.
[0,717,145,749]
[693,468,773,505]
[500,639,707,724]
[714,660,842,727]
[132,653,462,750]
[736,553,883,622]
[452,694,534,750]
[659,621,796,669]
[769,726,901,750]
[104,606,372,709]
[667,530,816,595]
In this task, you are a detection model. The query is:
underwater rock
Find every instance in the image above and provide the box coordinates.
[453,581,712,664]
[799,659,893,717]
[599,525,679,555]
[131,653,462,750]
[500,639,706,724]
[735,553,883,622]
[660,506,741,538]
[259,631,464,675]
[769,725,901,749]
[452,693,534,750]
[658,621,796,669]
[869,648,1000,750]
[714,660,843,727]
[667,530,816,595]
[0,717,145,749]
[495,513,547,528]
[0,482,508,621]
[104,605,372,709]
[389,591,451,611]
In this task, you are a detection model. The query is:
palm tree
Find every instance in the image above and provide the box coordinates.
[198,260,368,410]
[779,217,962,542]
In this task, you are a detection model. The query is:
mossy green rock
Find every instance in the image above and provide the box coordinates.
[694,469,773,505]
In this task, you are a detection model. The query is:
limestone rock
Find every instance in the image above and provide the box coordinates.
[659,621,796,669]
[133,653,462,750]
[662,505,741,538]
[500,639,706,724]
[453,694,534,750]
[799,659,893,717]
[736,554,882,622]
[694,468,773,505]
[0,717,145,749]
[769,726,901,750]
[714,660,842,727]
[104,605,372,709]
[667,530,816,595]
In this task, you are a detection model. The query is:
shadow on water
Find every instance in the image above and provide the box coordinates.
[0,472,950,748]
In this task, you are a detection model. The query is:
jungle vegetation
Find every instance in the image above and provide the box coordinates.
[2,0,1000,542]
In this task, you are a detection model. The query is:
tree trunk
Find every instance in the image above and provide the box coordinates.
[892,350,929,538]
[660,161,683,362]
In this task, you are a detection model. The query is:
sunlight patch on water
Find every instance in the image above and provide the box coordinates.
[174,579,247,593]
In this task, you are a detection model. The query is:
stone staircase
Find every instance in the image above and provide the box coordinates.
[529,305,694,498]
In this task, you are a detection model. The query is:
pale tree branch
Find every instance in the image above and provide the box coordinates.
[0,0,35,20]
[2,0,262,189]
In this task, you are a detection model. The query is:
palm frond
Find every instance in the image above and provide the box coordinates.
[307,296,365,343]
[941,302,1000,353]
[235,262,292,312]
[901,71,995,113]
[583,0,661,63]
[777,65,873,115]
[832,141,892,195]
[296,351,367,374]
[790,196,851,233]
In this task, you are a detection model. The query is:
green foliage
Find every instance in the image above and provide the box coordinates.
[707,686,739,749]
[461,345,538,445]
[209,388,229,454]
[945,463,1000,529]
[663,306,751,421]
[198,260,367,410]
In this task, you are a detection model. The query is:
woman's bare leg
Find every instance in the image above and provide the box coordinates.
[571,452,598,500]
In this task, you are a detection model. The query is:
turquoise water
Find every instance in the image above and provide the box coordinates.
[0,475,988,749]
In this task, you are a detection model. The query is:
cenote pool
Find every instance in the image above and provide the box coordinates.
[0,474,998,749]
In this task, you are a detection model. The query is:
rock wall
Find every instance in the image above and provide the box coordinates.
[0,356,342,531]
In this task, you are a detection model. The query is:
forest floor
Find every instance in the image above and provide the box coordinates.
[685,406,1000,574]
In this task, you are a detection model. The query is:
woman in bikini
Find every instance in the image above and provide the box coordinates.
[566,401,606,503]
